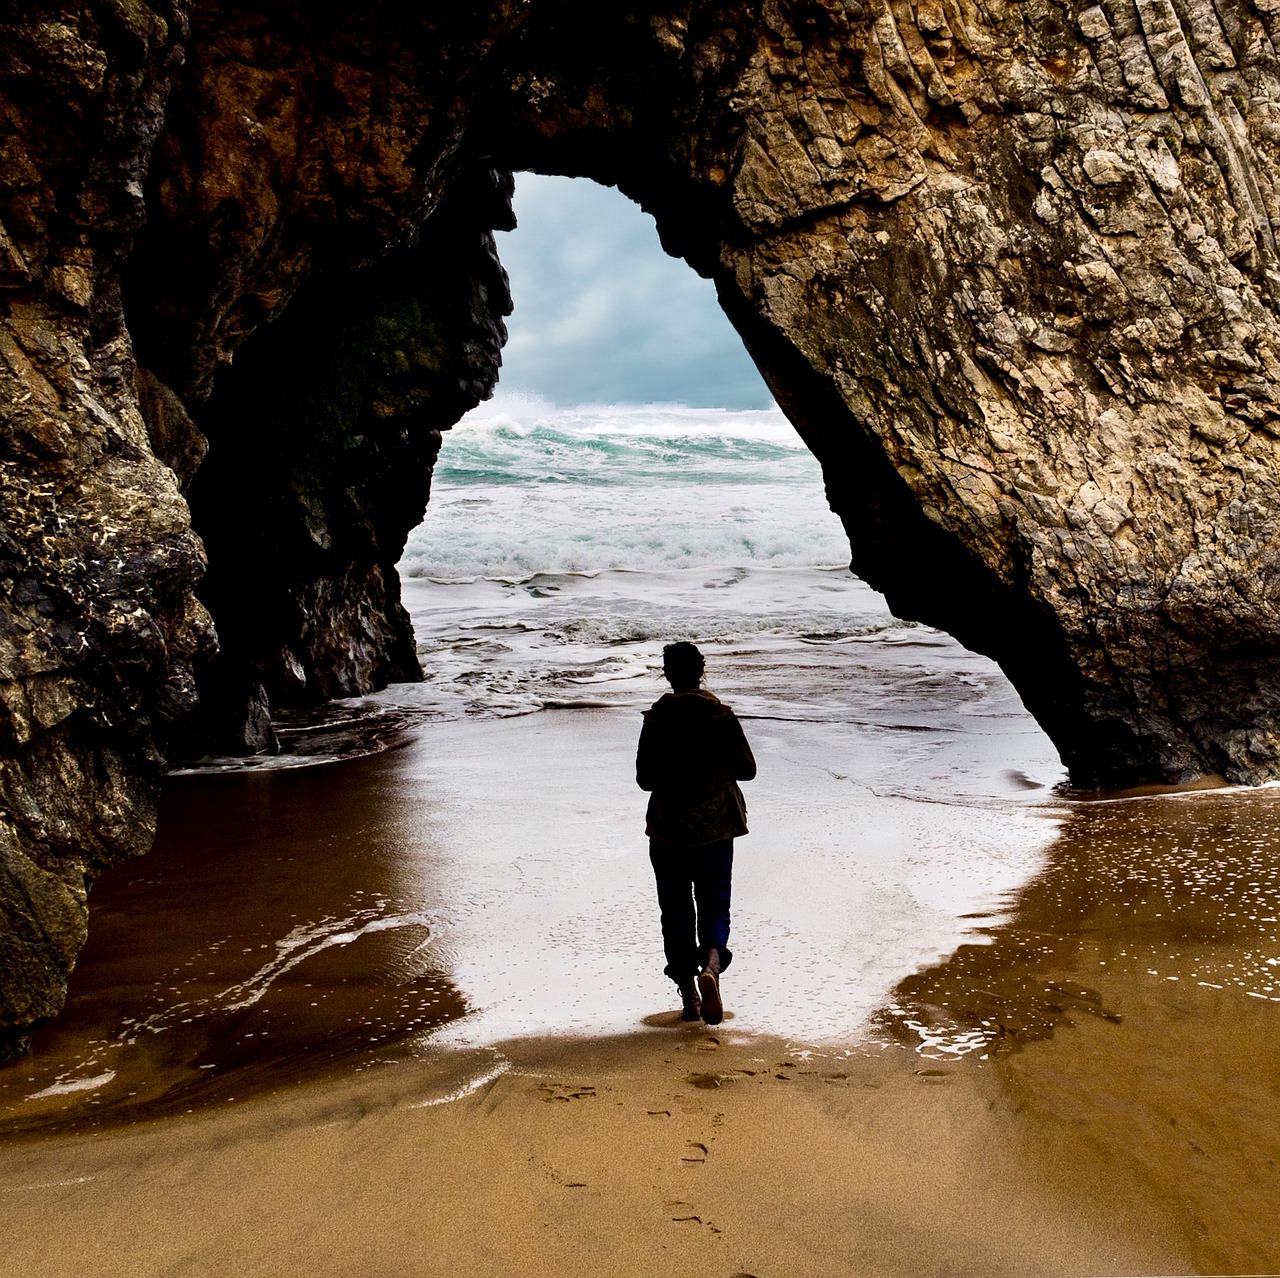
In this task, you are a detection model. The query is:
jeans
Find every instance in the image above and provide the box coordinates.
[649,838,734,986]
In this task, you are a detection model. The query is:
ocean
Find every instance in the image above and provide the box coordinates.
[389,394,1045,754]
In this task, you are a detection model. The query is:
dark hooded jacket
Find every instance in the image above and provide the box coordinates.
[636,689,757,845]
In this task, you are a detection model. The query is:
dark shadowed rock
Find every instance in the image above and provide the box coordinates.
[149,170,513,759]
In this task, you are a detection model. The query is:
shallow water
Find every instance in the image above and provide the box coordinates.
[0,756,465,1130]
[883,785,1280,1273]
[6,710,1280,1278]
[12,634,1280,1153]
[885,787,1280,1057]
[0,679,1062,1132]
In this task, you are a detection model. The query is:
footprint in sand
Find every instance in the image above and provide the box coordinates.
[684,1071,730,1089]
[537,1083,597,1103]
[665,1199,701,1223]
[680,1140,708,1164]
[665,1200,722,1233]
[914,1069,949,1084]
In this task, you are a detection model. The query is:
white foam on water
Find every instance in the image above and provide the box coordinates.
[220,912,438,1012]
[379,398,1071,1047]
[382,399,1049,748]
[400,396,850,580]
[26,1071,116,1101]
[406,1060,511,1108]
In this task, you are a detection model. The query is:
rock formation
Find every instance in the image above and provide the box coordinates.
[6,0,1280,1050]
[1,2,213,1058]
[150,172,512,757]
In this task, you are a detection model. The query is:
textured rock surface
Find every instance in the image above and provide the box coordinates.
[7,0,1280,1047]
[0,2,213,1057]
[479,0,1280,789]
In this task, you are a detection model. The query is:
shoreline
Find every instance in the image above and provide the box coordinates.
[1,707,1063,1135]
[3,707,1279,1272]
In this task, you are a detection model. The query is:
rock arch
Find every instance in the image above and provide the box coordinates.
[5,0,1280,1050]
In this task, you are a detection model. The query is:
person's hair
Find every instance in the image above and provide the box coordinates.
[662,641,705,690]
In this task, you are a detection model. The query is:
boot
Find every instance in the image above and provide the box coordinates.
[697,947,723,1025]
[679,980,702,1022]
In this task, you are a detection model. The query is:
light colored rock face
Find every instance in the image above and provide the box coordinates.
[485,0,1280,786]
[673,0,1280,786]
[5,0,1280,1047]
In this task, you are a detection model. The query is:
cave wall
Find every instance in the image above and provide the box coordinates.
[0,3,213,1057]
[7,0,1280,1050]
[160,171,513,757]
[119,4,519,756]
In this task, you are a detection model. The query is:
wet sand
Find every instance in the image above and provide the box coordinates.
[2,710,1279,1273]
[887,788,1280,1275]
[0,707,1059,1128]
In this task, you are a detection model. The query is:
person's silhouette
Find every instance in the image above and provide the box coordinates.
[636,642,756,1024]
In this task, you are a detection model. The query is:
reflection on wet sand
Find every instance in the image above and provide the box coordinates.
[0,703,1062,1132]
[884,787,1280,1273]
[0,759,466,1134]
[5,706,1280,1271]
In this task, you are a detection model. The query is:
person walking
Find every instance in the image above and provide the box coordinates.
[636,641,756,1025]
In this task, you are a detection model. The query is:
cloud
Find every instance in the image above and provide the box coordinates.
[491,174,773,409]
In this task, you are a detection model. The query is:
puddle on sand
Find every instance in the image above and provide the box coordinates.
[0,758,467,1135]
[881,787,1280,1056]
[8,698,1280,1277]
[1,703,1062,1135]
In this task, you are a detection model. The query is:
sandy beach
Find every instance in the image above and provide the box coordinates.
[1,419,1276,1275]
[2,706,1279,1275]
[0,1027,1194,1278]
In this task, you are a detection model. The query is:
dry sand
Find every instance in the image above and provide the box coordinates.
[1,1025,1194,1278]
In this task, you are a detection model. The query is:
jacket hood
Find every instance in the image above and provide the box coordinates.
[642,689,735,722]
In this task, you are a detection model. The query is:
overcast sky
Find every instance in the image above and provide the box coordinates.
[490,173,773,409]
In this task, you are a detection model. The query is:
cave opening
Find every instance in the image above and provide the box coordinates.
[376,175,1058,789]
[394,172,874,729]
[168,169,1058,777]
[0,168,1068,1105]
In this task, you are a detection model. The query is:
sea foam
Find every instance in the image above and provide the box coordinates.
[398,395,850,580]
